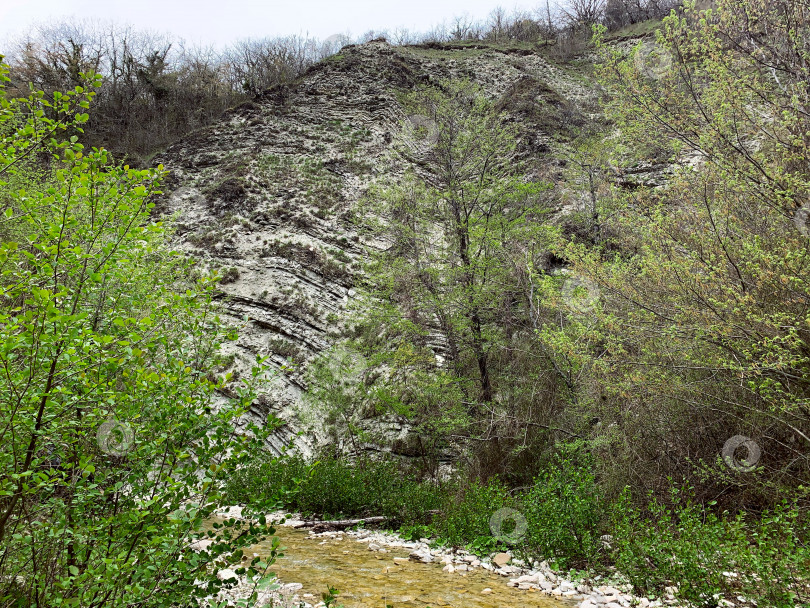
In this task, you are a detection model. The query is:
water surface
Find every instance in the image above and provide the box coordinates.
[248,525,573,608]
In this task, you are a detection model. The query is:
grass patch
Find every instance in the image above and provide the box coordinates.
[604,19,663,41]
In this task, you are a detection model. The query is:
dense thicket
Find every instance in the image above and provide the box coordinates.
[577,0,810,507]
[1,22,340,163]
[0,59,281,607]
[325,0,810,511]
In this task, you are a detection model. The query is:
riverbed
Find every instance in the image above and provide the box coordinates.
[242,524,573,608]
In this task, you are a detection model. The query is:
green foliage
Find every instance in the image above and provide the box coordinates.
[522,446,608,569]
[432,478,512,552]
[223,453,312,507]
[353,80,560,478]
[322,585,343,608]
[0,58,280,607]
[304,344,374,452]
[529,0,810,507]
[225,454,445,526]
[220,265,241,284]
[229,453,807,606]
[614,489,810,607]
[398,524,433,542]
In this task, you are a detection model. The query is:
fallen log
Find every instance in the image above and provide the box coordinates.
[293,516,388,532]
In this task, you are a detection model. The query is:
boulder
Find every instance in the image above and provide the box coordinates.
[492,552,511,567]
[409,549,433,563]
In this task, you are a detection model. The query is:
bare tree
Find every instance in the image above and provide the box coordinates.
[506,9,545,41]
[536,0,563,37]
[390,27,416,46]
[557,0,607,30]
[488,6,508,42]
[450,14,480,41]
[317,33,353,60]
[603,0,681,30]
[225,35,318,96]
[420,21,451,43]
[358,29,389,43]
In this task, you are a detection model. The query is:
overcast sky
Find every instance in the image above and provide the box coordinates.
[0,0,537,49]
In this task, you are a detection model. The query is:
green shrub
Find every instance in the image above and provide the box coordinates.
[0,62,279,607]
[225,454,445,525]
[521,446,609,569]
[432,478,512,553]
[614,488,810,608]
[377,471,446,528]
[292,456,381,517]
[220,266,241,284]
[399,524,433,542]
[223,453,311,507]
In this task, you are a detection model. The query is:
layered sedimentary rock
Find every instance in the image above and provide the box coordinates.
[155,39,606,455]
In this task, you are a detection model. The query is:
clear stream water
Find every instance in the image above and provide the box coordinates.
[244,525,572,608]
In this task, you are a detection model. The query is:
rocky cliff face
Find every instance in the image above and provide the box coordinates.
[155,39,603,456]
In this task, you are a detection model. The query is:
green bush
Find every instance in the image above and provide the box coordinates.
[0,60,279,607]
[293,456,389,517]
[522,447,609,569]
[377,471,446,528]
[432,478,512,553]
[223,453,311,507]
[225,454,445,525]
[614,488,810,607]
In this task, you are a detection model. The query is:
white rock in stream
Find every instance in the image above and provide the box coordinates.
[216,506,243,520]
[409,549,433,563]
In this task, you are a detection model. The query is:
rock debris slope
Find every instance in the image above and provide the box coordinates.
[155,39,598,455]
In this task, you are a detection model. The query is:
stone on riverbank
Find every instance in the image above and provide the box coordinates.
[492,552,511,567]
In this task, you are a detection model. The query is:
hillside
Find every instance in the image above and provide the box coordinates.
[3,2,810,606]
[155,38,605,455]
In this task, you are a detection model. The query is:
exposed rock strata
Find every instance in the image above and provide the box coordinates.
[154,39,632,455]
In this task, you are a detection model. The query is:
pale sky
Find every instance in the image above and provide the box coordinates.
[0,0,537,49]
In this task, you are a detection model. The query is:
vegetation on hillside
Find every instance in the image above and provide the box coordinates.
[0,1,674,164]
[0,58,283,607]
[2,0,810,606]
[301,0,810,604]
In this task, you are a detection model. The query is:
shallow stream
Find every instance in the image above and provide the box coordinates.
[248,526,572,608]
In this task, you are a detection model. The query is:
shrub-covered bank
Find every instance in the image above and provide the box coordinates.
[225,452,809,608]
